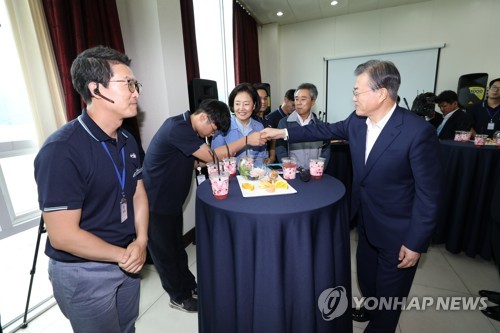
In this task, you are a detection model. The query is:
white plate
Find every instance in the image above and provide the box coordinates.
[236,175,297,198]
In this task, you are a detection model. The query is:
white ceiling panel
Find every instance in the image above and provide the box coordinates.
[238,0,430,25]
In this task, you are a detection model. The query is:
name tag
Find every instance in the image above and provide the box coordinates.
[197,174,206,185]
[120,197,128,223]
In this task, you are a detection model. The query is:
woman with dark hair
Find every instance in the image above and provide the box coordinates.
[211,83,267,159]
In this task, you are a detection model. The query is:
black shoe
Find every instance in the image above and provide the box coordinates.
[479,290,500,305]
[481,305,500,321]
[192,288,198,300]
[169,297,198,313]
[352,306,370,322]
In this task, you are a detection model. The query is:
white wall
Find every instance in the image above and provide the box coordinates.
[258,24,280,101]
[259,0,500,119]
[116,0,197,233]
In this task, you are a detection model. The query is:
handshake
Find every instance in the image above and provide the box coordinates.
[246,128,287,146]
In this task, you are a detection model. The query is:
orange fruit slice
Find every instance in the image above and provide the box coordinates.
[274,180,288,189]
[242,182,254,191]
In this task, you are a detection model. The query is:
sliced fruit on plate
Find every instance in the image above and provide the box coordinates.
[274,180,288,189]
[266,186,276,193]
[268,170,279,181]
[242,182,254,191]
[258,180,273,188]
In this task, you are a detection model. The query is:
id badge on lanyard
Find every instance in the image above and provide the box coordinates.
[101,141,128,223]
[120,197,128,223]
[485,102,499,131]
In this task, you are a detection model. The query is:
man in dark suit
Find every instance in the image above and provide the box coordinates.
[261,60,442,332]
[435,90,473,140]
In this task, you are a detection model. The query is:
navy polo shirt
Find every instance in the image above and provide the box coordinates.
[34,110,142,262]
[468,101,500,137]
[266,106,287,128]
[142,111,205,215]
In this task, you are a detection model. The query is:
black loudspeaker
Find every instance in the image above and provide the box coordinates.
[189,79,219,111]
[457,73,488,108]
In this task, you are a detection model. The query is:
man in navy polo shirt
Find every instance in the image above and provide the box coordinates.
[468,78,500,138]
[143,99,266,313]
[34,46,149,333]
[266,88,296,129]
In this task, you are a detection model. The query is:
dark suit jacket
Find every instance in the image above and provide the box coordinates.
[438,109,473,140]
[288,106,442,253]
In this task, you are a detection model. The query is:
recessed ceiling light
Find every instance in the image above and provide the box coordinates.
[331,0,339,5]
[277,11,284,16]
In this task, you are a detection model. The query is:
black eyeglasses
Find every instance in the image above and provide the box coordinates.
[210,122,217,134]
[109,79,143,94]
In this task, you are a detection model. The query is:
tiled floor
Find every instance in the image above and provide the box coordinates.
[2,229,500,333]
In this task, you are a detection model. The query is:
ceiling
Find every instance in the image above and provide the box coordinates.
[238,0,429,26]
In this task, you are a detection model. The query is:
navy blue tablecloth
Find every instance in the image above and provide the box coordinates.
[196,174,352,333]
[325,141,354,227]
[434,140,500,259]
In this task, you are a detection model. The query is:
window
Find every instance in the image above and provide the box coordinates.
[193,0,235,103]
[0,0,39,239]
[0,0,66,329]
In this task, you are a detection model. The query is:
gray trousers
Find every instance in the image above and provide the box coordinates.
[48,259,140,333]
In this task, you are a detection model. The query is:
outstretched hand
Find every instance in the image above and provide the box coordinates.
[246,131,267,146]
[260,128,286,140]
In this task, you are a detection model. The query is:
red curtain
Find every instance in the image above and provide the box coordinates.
[41,0,141,149]
[42,0,124,121]
[180,0,200,82]
[233,1,261,85]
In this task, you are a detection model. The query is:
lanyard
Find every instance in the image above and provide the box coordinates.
[101,141,126,198]
[484,101,499,121]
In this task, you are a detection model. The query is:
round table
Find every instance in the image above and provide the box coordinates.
[195,174,352,333]
[434,140,500,259]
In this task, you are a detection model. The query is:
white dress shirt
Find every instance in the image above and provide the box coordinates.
[365,104,397,164]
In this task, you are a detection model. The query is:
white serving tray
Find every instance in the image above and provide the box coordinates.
[236,175,297,198]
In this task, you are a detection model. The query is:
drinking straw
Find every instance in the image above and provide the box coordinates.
[211,148,221,178]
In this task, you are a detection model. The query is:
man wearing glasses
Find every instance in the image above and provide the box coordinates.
[262,60,442,332]
[34,46,148,333]
[142,99,266,313]
[468,78,500,137]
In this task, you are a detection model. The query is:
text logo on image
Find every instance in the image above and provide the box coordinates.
[317,286,349,321]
